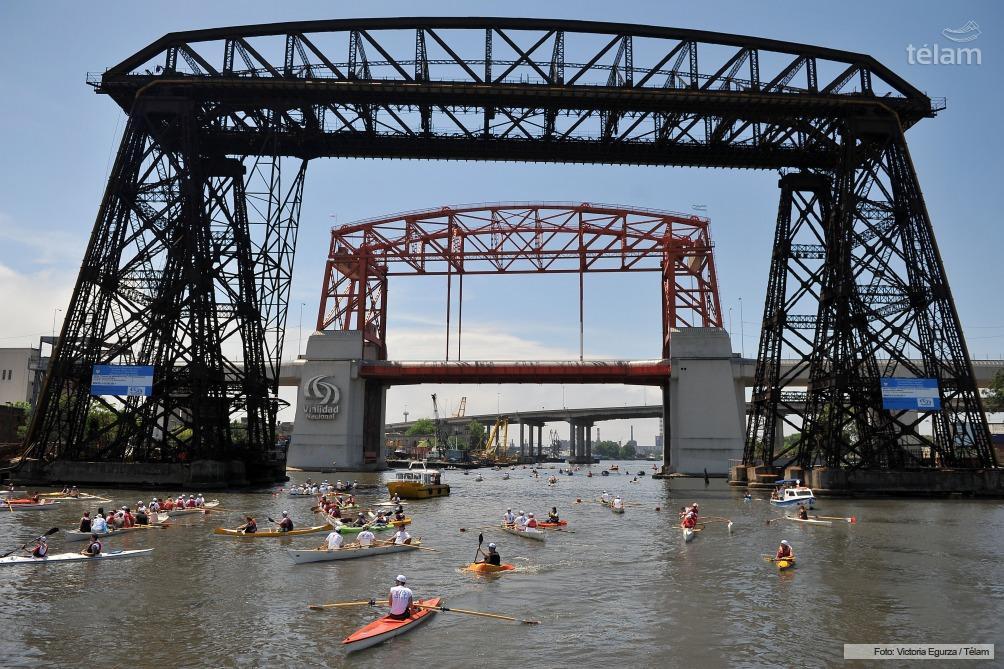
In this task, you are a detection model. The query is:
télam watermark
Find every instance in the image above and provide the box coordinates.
[907,21,982,65]
[844,644,994,660]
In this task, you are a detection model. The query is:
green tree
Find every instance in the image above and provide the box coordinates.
[12,401,32,440]
[467,420,485,449]
[406,418,437,436]
[620,442,637,459]
[594,440,620,458]
[986,370,1004,413]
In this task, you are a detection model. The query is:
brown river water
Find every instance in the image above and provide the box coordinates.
[1,461,1001,668]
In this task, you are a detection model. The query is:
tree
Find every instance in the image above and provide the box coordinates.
[406,418,437,437]
[986,370,1004,413]
[594,440,620,458]
[467,420,485,449]
[619,442,637,459]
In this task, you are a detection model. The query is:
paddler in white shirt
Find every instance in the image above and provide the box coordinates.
[321,526,344,550]
[503,508,516,525]
[356,528,376,547]
[392,527,412,545]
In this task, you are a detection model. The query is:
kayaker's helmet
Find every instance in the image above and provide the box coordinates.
[528,513,534,517]
[488,542,497,549]
[39,537,47,543]
[519,510,525,515]
[282,511,289,517]
[334,526,341,533]
[781,540,790,546]
[507,508,512,512]
[396,574,407,583]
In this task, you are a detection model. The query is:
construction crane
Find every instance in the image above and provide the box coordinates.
[430,393,447,459]
[472,417,510,465]
[453,396,467,418]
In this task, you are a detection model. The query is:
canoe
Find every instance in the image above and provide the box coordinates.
[342,597,441,653]
[288,540,422,564]
[683,527,695,543]
[0,548,154,566]
[611,506,625,514]
[537,520,567,528]
[465,558,518,570]
[165,500,220,517]
[62,524,167,542]
[783,512,831,522]
[35,494,104,502]
[3,501,60,510]
[776,557,796,570]
[331,522,394,535]
[373,501,408,508]
[500,524,546,542]
[213,523,332,537]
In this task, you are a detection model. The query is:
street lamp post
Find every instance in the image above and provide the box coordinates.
[51,308,62,340]
[298,302,306,356]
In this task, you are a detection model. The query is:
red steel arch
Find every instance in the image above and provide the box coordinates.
[317,202,722,358]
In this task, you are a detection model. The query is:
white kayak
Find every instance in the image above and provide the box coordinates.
[4,502,60,510]
[288,541,422,564]
[0,548,154,566]
[783,515,832,526]
[372,501,408,508]
[164,501,219,517]
[683,527,695,543]
[62,524,168,542]
[500,524,546,542]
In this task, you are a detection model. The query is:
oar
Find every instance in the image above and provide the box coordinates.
[309,599,377,610]
[812,515,857,524]
[1,527,59,558]
[761,554,795,563]
[414,603,540,625]
[5,498,12,513]
[373,538,438,552]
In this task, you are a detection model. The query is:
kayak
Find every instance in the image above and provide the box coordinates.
[62,524,167,542]
[776,557,796,570]
[35,494,104,502]
[2,501,60,510]
[783,515,832,526]
[342,597,441,652]
[0,548,154,566]
[288,540,422,564]
[611,506,625,514]
[500,524,546,542]
[164,501,220,517]
[373,501,408,508]
[213,523,332,537]
[466,562,515,574]
[537,520,567,529]
[683,527,694,542]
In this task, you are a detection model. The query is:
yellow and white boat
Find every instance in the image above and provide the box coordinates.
[386,462,450,499]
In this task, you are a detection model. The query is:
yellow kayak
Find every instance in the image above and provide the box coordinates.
[213,523,332,537]
[776,557,796,570]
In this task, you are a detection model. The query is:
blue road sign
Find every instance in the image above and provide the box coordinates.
[880,378,940,411]
[91,365,154,397]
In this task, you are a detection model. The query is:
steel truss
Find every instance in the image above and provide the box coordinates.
[746,123,995,469]
[318,203,722,358]
[20,18,989,474]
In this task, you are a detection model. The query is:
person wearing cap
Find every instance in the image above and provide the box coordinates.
[356,528,376,548]
[90,511,108,534]
[352,512,369,528]
[149,498,161,513]
[80,534,102,557]
[525,512,538,530]
[321,526,344,550]
[547,507,560,523]
[775,540,794,561]
[393,506,406,522]
[600,490,611,504]
[681,510,697,530]
[391,526,411,545]
[477,542,501,566]
[238,516,258,535]
[387,575,414,620]
[277,511,294,533]
[689,502,700,518]
[185,495,198,509]
[514,511,527,530]
[121,507,135,528]
[195,493,205,508]
[612,496,624,511]
[135,503,149,526]
[28,536,48,559]
[503,508,516,525]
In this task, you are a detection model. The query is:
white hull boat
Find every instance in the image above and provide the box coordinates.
[165,501,219,517]
[500,524,546,542]
[62,524,168,542]
[0,548,154,566]
[287,541,421,564]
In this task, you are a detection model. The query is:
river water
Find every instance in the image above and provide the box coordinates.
[1,461,1001,668]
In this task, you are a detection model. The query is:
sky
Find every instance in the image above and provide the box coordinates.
[1,1,1002,445]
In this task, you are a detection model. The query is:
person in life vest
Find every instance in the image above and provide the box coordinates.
[162,497,174,511]
[390,493,402,505]
[775,539,794,561]
[393,506,406,522]
[503,508,516,525]
[69,486,80,498]
[600,490,611,504]
[135,503,149,526]
[547,507,560,523]
[372,512,389,527]
[80,534,102,557]
[185,495,197,509]
[356,528,376,548]
[387,575,414,621]
[476,541,501,566]
[79,511,92,533]
[321,526,344,550]
[392,527,411,545]
[352,512,368,528]
[29,536,48,558]
[525,513,538,530]
[277,511,294,533]
[329,504,342,521]
[797,506,809,520]
[121,507,135,528]
[681,511,697,529]
[612,496,624,511]
[238,516,257,534]
[195,494,205,508]
[90,511,108,534]
[149,498,161,513]
[688,502,699,518]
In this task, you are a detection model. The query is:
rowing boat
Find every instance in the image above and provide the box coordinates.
[330,521,394,535]
[783,515,832,526]
[287,540,422,564]
[0,548,154,566]
[164,500,220,517]
[499,523,546,542]
[537,520,567,529]
[3,501,60,510]
[213,523,331,537]
[463,558,514,570]
[342,597,441,652]
[62,524,168,542]
[373,501,408,508]
[36,494,105,502]
[683,527,694,542]
[611,506,625,514]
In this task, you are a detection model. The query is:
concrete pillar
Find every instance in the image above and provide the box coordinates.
[585,424,592,462]
[537,425,543,461]
[569,422,577,459]
[520,422,525,461]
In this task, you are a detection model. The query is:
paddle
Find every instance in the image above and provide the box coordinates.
[1,527,59,558]
[813,515,857,524]
[4,498,12,514]
[761,554,795,563]
[309,599,377,610]
[414,603,540,625]
[474,532,483,563]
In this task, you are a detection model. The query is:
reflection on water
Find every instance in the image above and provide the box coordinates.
[1,462,1001,668]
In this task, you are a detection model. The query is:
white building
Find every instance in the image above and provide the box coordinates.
[0,348,41,406]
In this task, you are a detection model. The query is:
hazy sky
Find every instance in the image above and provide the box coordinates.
[1,1,1001,444]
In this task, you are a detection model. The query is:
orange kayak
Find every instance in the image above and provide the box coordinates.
[537,520,567,528]
[466,562,515,574]
[342,597,441,652]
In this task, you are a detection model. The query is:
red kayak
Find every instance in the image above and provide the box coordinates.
[537,520,567,528]
[342,597,441,652]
